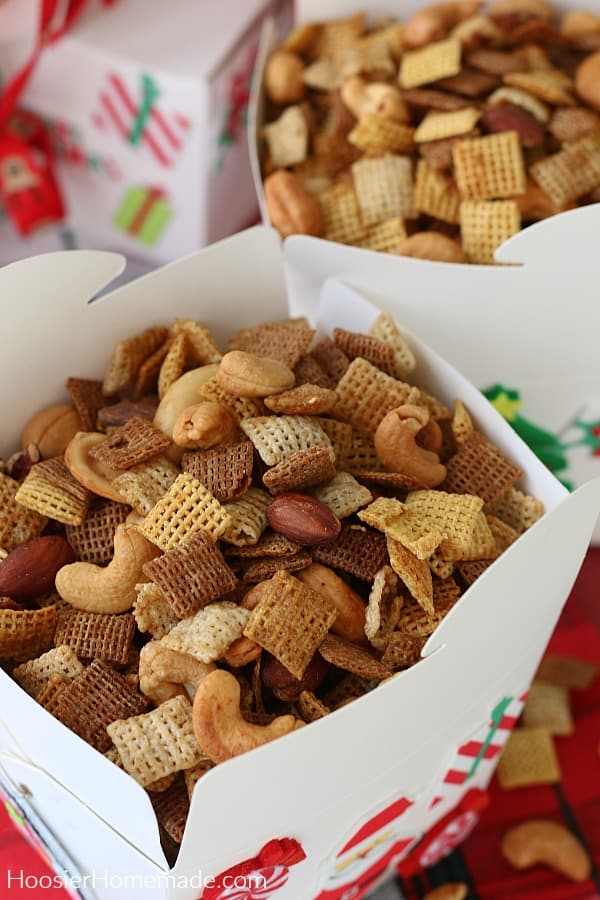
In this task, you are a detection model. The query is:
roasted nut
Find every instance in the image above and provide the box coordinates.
[341,77,409,122]
[192,669,303,763]
[262,651,329,701]
[502,819,591,882]
[5,444,40,481]
[264,170,324,238]
[479,104,545,147]
[21,404,81,458]
[374,404,447,487]
[217,351,295,398]
[561,10,600,47]
[488,0,553,19]
[396,232,469,263]
[265,50,306,104]
[0,536,75,599]
[403,0,482,48]
[517,179,573,220]
[224,636,262,667]
[64,432,125,502]
[172,402,238,449]
[268,494,341,545]
[296,563,366,642]
[153,364,220,440]
[575,51,600,111]
[241,580,272,611]
[140,641,215,705]
[55,524,160,613]
[549,106,600,142]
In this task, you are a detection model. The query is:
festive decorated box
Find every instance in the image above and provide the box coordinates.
[3,0,291,262]
[0,227,599,900]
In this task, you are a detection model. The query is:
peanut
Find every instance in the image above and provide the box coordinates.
[265,50,306,104]
[396,232,469,263]
[264,170,324,238]
[21,404,81,458]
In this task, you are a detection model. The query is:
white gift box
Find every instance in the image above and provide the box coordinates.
[0,227,599,900]
[248,2,600,540]
[3,0,291,263]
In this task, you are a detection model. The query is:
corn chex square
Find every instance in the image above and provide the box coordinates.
[453,131,526,200]
[352,155,416,225]
[399,38,462,89]
[460,200,521,264]
[349,115,415,156]
[368,312,416,378]
[140,473,231,551]
[162,602,250,664]
[415,160,461,224]
[240,416,334,466]
[359,217,408,254]
[243,570,337,680]
[530,135,600,208]
[320,183,367,245]
[0,472,47,552]
[403,490,484,559]
[414,108,480,143]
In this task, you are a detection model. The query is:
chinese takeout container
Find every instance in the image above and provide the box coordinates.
[0,226,599,900]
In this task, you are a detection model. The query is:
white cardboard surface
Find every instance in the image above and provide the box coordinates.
[0,227,599,900]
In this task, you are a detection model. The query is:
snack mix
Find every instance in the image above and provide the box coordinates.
[0,314,544,849]
[260,1,600,263]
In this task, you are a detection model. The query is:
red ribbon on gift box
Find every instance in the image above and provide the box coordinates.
[0,0,116,236]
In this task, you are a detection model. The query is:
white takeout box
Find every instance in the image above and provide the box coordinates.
[0,226,599,900]
[248,2,600,531]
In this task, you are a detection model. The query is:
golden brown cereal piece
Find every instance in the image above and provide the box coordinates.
[54,610,134,666]
[501,819,591,883]
[451,399,473,446]
[143,531,237,619]
[368,312,416,378]
[352,154,416,225]
[133,582,179,639]
[319,633,391,680]
[313,522,390,582]
[13,645,83,697]
[15,466,89,527]
[303,58,340,92]
[241,415,334,467]
[415,108,480,143]
[404,489,483,558]
[335,358,421,435]
[263,446,337,496]
[365,565,403,650]
[107,695,205,788]
[0,472,47,552]
[387,537,434,614]
[297,691,330,723]
[443,431,522,506]
[181,442,253,503]
[399,38,462,89]
[487,487,544,532]
[103,326,169,396]
[162,602,250,664]
[522,680,573,736]
[319,183,367,245]
[359,217,408,254]
[157,333,188,400]
[89,416,172,471]
[575,50,600,111]
[333,328,398,377]
[66,378,106,433]
[415,160,461,224]
[312,472,372,520]
[171,320,222,366]
[381,631,425,670]
[227,324,315,371]
[396,577,460,636]
[352,470,425,491]
[134,339,173,397]
[487,514,520,553]
[221,488,271,548]
[36,673,69,716]
[459,199,521,264]
[240,552,313,583]
[141,473,232,552]
[0,606,56,662]
[453,131,526,200]
[498,727,561,789]
[504,70,575,106]
[449,511,497,561]
[55,659,149,752]
[339,39,395,80]
[429,549,455,579]
[112,456,179,516]
[530,135,600,207]
[263,106,308,169]
[535,654,598,691]
[396,232,469,263]
[243,570,337,680]
[296,563,367,643]
[358,496,406,532]
[349,115,415,156]
[225,530,301,560]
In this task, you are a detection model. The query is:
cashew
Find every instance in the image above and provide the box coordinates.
[374,405,447,487]
[341,77,409,122]
[575,50,600,111]
[501,820,591,882]
[403,0,481,48]
[192,670,303,763]
[396,232,469,264]
[153,364,220,440]
[22,404,81,458]
[139,641,215,705]
[265,50,306,104]
[172,401,238,449]
[296,564,366,642]
[55,524,161,613]
[241,580,272,611]
[64,432,125,502]
[224,636,262,667]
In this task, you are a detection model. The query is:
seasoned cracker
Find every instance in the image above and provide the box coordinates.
[106,695,204,788]
[535,654,598,691]
[224,530,301,559]
[0,472,47,551]
[103,326,169,396]
[264,384,337,416]
[352,470,425,491]
[365,566,403,651]
[143,531,237,618]
[241,552,313,583]
[399,38,462,89]
[294,356,336,391]
[451,399,473,447]
[0,606,56,662]
[381,632,425,671]
[352,154,416,225]
[320,183,367,245]
[55,659,149,752]
[349,115,415,156]
[241,416,334,467]
[504,69,575,106]
[310,337,350,385]
[415,108,480,143]
[312,472,372,520]
[171,319,222,365]
[181,442,253,503]
[141,473,231,551]
[359,217,408,254]
[54,610,134,666]
[460,200,522,264]
[66,378,105,432]
[497,727,561,789]
[396,578,460,637]
[522,681,573,736]
[335,358,421,435]
[90,416,171,471]
[443,432,522,506]
[387,536,434,614]
[157,332,187,400]
[162,602,249,664]
[323,674,375,709]
[453,131,526,200]
[263,446,336,495]
[15,470,88,527]
[319,634,391,680]
[37,673,69,716]
[133,582,179,639]
[333,328,398,377]
[243,570,337,680]
[313,522,390,582]
[221,488,271,547]
[415,159,461,224]
[13,645,84,697]
[297,691,330,723]
[113,456,179,516]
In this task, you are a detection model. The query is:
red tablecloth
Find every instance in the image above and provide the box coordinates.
[1,550,599,899]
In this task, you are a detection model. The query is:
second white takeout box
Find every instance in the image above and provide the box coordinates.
[0,227,599,900]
